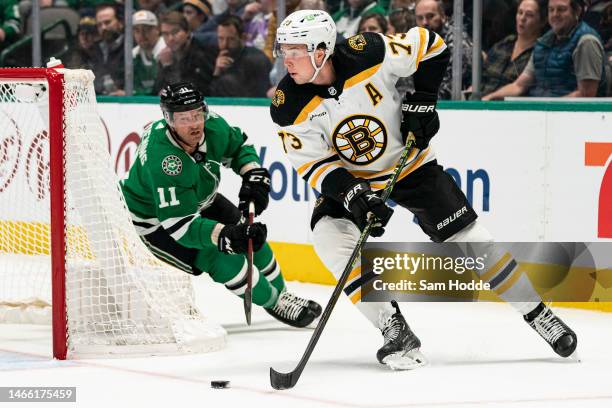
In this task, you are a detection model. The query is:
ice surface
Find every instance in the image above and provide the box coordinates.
[1,277,611,408]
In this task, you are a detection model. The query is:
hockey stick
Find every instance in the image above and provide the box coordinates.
[270,133,417,390]
[244,201,255,325]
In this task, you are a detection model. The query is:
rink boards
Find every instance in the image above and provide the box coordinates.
[96,99,612,311]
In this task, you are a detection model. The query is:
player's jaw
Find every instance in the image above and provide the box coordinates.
[285,58,314,84]
[173,123,204,150]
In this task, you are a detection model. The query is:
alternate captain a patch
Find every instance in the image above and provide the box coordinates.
[162,155,183,176]
[348,34,367,51]
[332,115,387,165]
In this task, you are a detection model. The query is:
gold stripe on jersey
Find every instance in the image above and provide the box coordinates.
[347,265,361,284]
[344,63,382,89]
[424,34,445,59]
[346,147,429,190]
[415,27,428,68]
[294,95,324,125]
[297,151,338,176]
[350,290,361,304]
[310,162,341,189]
[348,148,420,179]
[369,148,430,190]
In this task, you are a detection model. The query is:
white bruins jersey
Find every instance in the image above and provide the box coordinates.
[270,29,447,192]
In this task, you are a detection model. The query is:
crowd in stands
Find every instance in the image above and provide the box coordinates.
[0,0,610,99]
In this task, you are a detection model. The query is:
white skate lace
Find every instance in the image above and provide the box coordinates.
[532,308,566,345]
[382,317,402,343]
[273,292,309,321]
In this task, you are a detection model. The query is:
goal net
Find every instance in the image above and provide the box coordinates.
[0,68,226,359]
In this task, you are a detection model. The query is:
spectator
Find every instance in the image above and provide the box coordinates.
[225,0,253,19]
[182,0,217,47]
[415,0,474,99]
[263,0,301,61]
[154,11,215,95]
[194,0,250,37]
[132,10,166,95]
[387,6,417,33]
[1,1,21,48]
[481,0,520,50]
[244,0,273,50]
[93,3,125,95]
[357,11,389,33]
[209,15,271,97]
[478,0,547,97]
[601,2,611,55]
[483,0,607,99]
[183,0,212,31]
[65,16,98,70]
[334,0,388,38]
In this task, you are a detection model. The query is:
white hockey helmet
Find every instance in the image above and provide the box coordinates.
[274,9,337,82]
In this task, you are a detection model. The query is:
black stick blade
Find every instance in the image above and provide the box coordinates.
[270,367,298,390]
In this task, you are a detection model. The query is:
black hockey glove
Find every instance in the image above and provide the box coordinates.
[400,91,440,150]
[238,168,271,217]
[218,223,267,254]
[342,179,394,237]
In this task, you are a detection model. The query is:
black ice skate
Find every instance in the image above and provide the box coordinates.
[377,300,427,370]
[265,291,322,328]
[524,302,578,358]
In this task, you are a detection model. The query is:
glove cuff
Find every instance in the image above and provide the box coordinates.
[211,223,225,247]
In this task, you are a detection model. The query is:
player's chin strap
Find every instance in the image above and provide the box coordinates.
[307,52,331,83]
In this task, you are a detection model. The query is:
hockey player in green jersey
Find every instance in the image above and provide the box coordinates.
[121,81,322,328]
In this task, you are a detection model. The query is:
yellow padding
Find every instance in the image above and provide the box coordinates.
[268,241,336,285]
[0,221,93,258]
[267,241,612,312]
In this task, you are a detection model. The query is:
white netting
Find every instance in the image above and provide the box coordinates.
[0,69,226,358]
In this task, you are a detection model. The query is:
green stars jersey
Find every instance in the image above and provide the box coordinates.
[121,112,260,249]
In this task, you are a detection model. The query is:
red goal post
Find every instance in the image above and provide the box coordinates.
[0,67,225,359]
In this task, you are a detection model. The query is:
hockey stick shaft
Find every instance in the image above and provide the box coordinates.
[270,133,417,390]
[244,201,255,325]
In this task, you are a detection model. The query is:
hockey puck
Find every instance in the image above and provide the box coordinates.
[211,380,230,389]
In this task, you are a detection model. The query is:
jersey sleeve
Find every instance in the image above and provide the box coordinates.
[145,156,218,249]
[275,121,343,193]
[1,1,21,43]
[207,112,261,174]
[381,27,447,79]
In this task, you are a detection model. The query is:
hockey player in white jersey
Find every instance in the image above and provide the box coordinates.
[270,10,578,369]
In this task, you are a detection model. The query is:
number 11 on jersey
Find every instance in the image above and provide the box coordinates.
[157,187,180,208]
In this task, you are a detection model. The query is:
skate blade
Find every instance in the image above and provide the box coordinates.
[382,349,428,371]
[568,350,581,363]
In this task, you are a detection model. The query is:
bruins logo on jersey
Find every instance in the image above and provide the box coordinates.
[162,155,182,176]
[348,34,367,51]
[272,89,285,107]
[332,115,387,165]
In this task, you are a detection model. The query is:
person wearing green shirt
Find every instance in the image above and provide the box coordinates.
[1,1,21,46]
[121,82,322,328]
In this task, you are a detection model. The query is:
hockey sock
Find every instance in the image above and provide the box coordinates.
[254,243,286,293]
[197,249,280,308]
[445,222,540,315]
